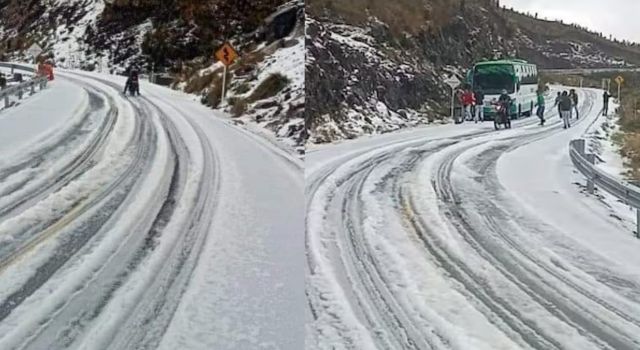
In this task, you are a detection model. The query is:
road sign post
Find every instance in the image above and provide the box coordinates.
[221,66,227,105]
[215,42,239,107]
[444,76,461,121]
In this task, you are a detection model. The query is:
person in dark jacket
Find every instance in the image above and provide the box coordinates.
[603,91,612,116]
[474,87,485,123]
[559,91,573,129]
[553,91,562,119]
[536,89,545,126]
[569,89,579,119]
[124,68,140,96]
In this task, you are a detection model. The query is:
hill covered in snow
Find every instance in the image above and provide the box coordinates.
[306,0,640,144]
[0,0,304,153]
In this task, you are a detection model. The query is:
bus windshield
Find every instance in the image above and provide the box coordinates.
[473,64,516,94]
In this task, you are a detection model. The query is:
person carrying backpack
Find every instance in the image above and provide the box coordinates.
[559,91,573,129]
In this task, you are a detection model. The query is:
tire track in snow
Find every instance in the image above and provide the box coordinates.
[307,88,640,349]
[0,71,219,350]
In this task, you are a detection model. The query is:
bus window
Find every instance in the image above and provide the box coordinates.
[473,64,516,94]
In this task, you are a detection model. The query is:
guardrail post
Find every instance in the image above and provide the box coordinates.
[636,210,640,239]
[30,83,35,95]
[574,139,586,157]
[586,154,596,194]
[17,87,23,100]
[4,95,8,108]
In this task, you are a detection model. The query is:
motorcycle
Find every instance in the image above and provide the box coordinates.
[492,101,512,130]
[124,80,140,96]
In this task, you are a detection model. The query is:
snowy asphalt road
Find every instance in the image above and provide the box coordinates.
[0,66,304,350]
[306,89,640,349]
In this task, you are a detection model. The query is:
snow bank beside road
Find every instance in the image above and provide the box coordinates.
[0,78,87,160]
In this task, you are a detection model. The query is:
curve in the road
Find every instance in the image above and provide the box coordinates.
[307,89,640,350]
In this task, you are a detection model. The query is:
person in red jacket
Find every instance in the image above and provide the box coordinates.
[461,85,476,122]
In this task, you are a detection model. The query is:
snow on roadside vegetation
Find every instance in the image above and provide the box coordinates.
[225,35,304,155]
[177,1,305,155]
[585,101,626,178]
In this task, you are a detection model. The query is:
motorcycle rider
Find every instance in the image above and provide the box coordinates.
[496,89,512,123]
[124,67,140,96]
[498,89,511,107]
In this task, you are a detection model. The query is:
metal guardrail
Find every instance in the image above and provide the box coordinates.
[542,67,640,75]
[570,139,640,237]
[0,76,48,109]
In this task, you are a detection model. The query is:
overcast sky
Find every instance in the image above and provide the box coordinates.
[500,0,640,43]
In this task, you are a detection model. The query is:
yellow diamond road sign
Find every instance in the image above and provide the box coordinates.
[615,75,624,85]
[215,43,238,67]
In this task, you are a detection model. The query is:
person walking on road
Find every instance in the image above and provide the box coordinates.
[461,85,476,122]
[559,91,573,129]
[603,90,612,116]
[570,89,579,119]
[474,87,485,123]
[554,91,562,119]
[536,89,546,126]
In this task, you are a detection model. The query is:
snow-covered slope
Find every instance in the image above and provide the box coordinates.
[306,0,640,145]
[175,1,305,154]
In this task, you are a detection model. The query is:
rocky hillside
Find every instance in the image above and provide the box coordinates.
[306,0,640,143]
[0,0,288,71]
[0,0,305,153]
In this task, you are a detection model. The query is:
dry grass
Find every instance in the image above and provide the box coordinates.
[234,82,251,94]
[224,73,290,117]
[228,97,248,117]
[185,69,220,94]
[248,73,290,102]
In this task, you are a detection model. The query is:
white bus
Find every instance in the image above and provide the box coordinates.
[470,59,539,119]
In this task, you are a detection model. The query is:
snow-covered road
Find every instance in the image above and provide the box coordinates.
[0,65,304,350]
[306,89,640,350]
